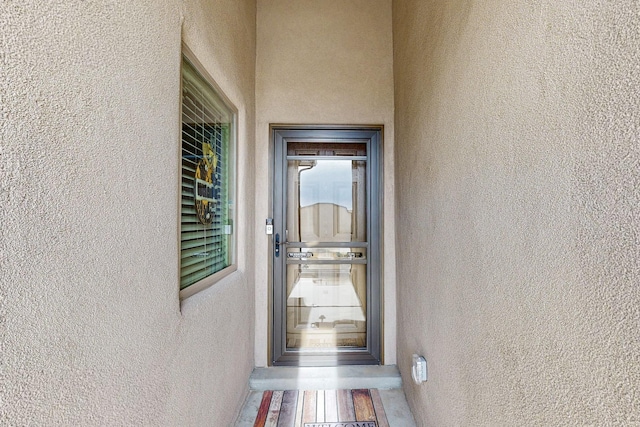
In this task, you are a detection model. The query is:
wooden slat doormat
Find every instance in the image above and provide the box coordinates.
[253,389,389,427]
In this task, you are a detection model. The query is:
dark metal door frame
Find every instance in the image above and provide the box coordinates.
[271,125,383,366]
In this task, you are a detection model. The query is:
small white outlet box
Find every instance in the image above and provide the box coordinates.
[412,354,427,384]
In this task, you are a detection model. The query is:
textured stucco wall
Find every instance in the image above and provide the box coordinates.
[1,0,255,425]
[393,0,639,425]
[254,0,396,366]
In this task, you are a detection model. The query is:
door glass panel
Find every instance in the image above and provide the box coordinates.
[284,147,368,351]
[287,159,367,243]
[286,263,367,350]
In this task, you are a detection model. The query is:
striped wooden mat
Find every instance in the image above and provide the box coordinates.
[254,389,389,427]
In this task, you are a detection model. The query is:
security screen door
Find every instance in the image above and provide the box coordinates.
[272,126,382,366]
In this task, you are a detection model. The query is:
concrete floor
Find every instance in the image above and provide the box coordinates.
[235,366,416,427]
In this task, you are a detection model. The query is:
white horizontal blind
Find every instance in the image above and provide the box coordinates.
[180,56,233,290]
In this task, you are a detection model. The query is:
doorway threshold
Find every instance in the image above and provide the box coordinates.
[249,365,402,391]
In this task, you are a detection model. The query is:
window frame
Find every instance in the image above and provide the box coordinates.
[179,44,238,300]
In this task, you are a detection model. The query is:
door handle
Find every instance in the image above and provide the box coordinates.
[274,232,289,257]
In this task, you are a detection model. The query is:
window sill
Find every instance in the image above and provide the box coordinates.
[179,264,238,301]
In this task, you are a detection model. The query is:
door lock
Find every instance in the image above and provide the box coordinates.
[274,231,289,257]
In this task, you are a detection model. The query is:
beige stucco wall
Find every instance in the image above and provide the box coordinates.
[1,0,255,425]
[393,0,639,425]
[255,0,396,366]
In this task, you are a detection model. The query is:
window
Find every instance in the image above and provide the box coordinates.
[180,52,236,298]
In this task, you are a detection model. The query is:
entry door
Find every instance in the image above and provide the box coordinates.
[272,126,382,366]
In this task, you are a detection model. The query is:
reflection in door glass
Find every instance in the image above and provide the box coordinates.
[287,160,367,243]
[286,263,367,349]
[285,157,368,350]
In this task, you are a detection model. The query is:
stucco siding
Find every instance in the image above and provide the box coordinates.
[254,0,396,366]
[1,0,256,425]
[393,0,640,425]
